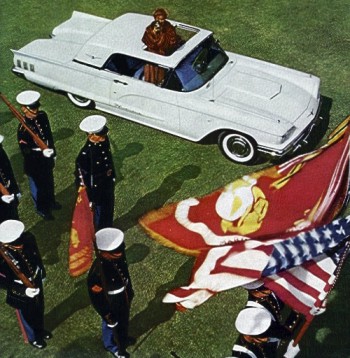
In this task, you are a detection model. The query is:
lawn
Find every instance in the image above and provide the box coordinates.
[1,1,350,357]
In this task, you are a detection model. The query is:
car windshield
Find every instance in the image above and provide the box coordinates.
[172,35,228,92]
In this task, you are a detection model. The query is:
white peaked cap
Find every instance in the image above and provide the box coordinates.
[241,280,264,290]
[235,307,272,335]
[95,228,124,251]
[79,115,107,133]
[16,90,41,106]
[0,220,25,243]
[0,134,4,144]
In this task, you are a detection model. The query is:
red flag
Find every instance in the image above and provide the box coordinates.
[69,186,95,277]
[140,121,350,256]
[139,117,350,308]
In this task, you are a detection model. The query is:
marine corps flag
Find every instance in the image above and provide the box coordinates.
[69,186,95,277]
[139,116,350,308]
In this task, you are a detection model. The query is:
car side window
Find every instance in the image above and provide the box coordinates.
[103,54,145,78]
[103,53,172,88]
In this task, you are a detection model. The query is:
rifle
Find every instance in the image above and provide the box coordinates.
[0,92,48,150]
[0,243,35,289]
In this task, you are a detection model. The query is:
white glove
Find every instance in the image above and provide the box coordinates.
[16,192,22,200]
[284,340,300,358]
[25,287,40,298]
[1,194,14,204]
[43,148,54,158]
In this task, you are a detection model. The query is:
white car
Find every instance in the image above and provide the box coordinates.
[12,11,324,164]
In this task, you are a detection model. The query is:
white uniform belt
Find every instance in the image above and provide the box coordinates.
[108,286,125,295]
[32,148,41,151]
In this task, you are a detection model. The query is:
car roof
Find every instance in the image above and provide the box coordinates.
[74,13,213,69]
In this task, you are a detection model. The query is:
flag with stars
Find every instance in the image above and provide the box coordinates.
[263,217,350,320]
[163,216,350,310]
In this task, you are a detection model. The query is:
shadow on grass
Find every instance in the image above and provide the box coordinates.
[50,335,101,358]
[53,127,75,141]
[115,164,201,231]
[129,257,194,350]
[45,278,90,332]
[32,182,77,265]
[110,140,144,184]
[0,110,14,125]
[9,151,25,187]
[127,243,150,265]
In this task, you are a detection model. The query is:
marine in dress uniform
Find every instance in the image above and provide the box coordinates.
[75,115,116,231]
[230,281,299,358]
[0,220,51,349]
[16,90,60,220]
[87,228,134,358]
[232,307,288,358]
[0,135,21,223]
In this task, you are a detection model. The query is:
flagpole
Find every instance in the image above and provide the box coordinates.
[291,319,313,347]
[291,240,350,348]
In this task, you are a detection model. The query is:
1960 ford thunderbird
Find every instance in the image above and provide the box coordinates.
[12,11,324,164]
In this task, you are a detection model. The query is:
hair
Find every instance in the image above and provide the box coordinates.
[153,8,168,19]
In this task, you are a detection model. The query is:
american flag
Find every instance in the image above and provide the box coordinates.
[163,216,350,310]
[264,243,349,320]
[262,197,350,320]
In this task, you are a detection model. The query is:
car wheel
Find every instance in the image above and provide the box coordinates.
[67,93,94,108]
[218,131,258,164]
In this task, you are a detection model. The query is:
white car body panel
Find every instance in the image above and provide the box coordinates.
[11,11,323,162]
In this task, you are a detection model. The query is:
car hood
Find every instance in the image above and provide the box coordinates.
[207,53,320,127]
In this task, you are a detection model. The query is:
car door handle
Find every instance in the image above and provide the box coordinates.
[114,79,128,85]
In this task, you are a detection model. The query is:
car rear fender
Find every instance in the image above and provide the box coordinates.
[51,11,110,44]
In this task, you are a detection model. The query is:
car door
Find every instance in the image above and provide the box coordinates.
[106,54,180,134]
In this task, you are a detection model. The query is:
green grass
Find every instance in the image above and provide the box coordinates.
[1,1,350,357]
